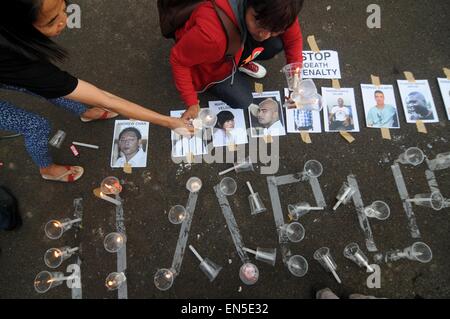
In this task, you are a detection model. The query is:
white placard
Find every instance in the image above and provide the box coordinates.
[302,50,341,79]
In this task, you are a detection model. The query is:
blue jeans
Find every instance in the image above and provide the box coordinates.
[207,36,284,109]
[0,85,88,168]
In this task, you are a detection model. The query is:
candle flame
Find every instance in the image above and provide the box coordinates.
[107,280,114,287]
[116,236,123,243]
[54,251,61,258]
[53,222,61,228]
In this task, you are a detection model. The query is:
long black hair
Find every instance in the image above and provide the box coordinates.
[0,0,67,62]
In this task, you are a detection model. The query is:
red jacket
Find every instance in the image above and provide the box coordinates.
[170,0,303,107]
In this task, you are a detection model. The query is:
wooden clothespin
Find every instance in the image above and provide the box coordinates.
[443,67,450,80]
[123,163,133,174]
[307,35,321,53]
[255,83,264,94]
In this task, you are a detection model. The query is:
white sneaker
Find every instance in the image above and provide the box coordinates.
[239,62,267,79]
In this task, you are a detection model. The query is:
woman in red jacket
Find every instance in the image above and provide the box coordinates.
[170,0,304,121]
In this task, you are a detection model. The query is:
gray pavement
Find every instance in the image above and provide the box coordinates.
[0,0,449,299]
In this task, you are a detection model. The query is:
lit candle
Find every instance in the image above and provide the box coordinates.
[101,177,122,195]
[190,182,201,192]
[52,221,63,229]
[333,187,353,211]
[105,272,126,290]
[192,119,203,130]
[165,272,173,280]
[293,68,300,92]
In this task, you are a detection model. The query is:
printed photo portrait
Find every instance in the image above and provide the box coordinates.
[361,84,400,129]
[437,78,450,120]
[322,87,360,132]
[110,120,149,168]
[208,101,249,148]
[284,88,322,133]
[397,80,439,123]
[249,91,287,138]
[170,110,208,158]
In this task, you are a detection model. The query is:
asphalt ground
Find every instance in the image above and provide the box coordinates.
[0,0,449,299]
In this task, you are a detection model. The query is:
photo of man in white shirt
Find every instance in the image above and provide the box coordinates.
[113,127,148,168]
[249,98,286,137]
[329,98,353,131]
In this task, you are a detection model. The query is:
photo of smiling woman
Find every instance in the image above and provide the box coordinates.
[0,0,191,183]
[213,111,237,146]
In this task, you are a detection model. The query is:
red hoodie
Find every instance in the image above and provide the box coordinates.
[170,0,303,107]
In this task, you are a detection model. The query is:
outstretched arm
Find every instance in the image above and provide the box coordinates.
[66,79,193,136]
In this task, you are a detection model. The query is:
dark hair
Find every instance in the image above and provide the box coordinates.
[374,90,384,96]
[216,111,235,129]
[247,0,304,33]
[119,127,142,141]
[0,0,68,62]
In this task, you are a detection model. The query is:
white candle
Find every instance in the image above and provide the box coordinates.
[100,192,122,206]
[243,247,257,256]
[219,166,235,176]
[297,206,324,211]
[190,182,201,193]
[192,119,203,130]
[323,255,341,284]
[246,182,255,195]
[333,187,353,211]
[72,141,99,150]
[60,218,82,228]
[189,245,204,263]
[293,68,300,91]
[406,198,431,203]
[355,252,374,272]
